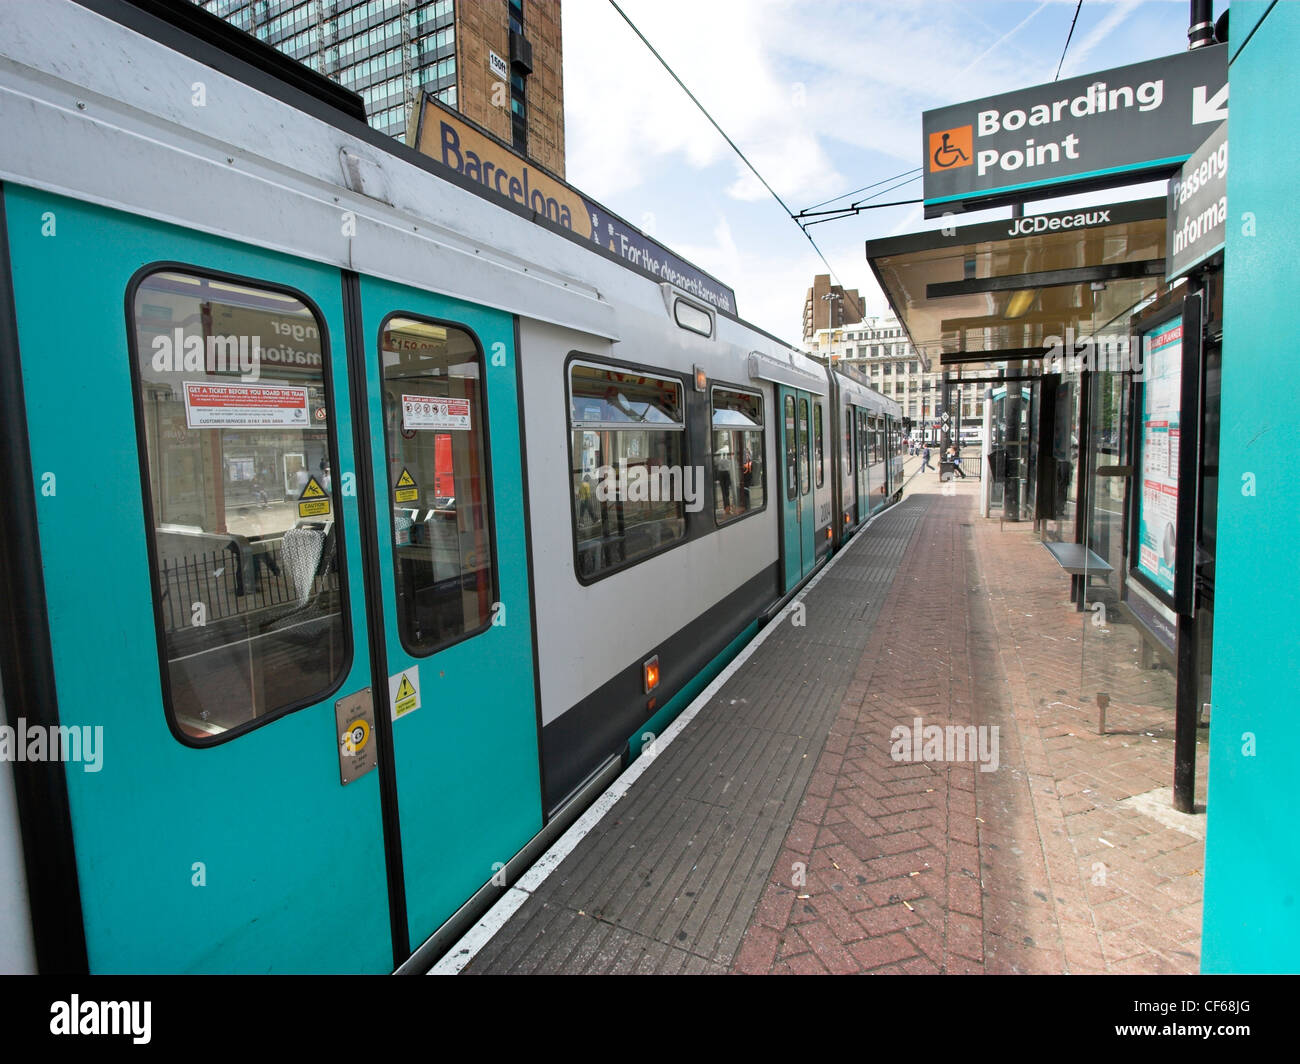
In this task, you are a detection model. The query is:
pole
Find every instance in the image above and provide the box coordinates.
[1173,611,1199,811]
[1188,0,1215,49]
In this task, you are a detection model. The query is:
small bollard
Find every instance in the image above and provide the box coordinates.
[1097,692,1110,735]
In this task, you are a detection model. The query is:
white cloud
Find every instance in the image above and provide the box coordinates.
[560,0,1194,342]
[563,0,847,204]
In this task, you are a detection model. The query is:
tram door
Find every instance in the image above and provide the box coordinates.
[4,188,540,973]
[6,188,391,972]
[779,386,816,589]
[354,277,540,954]
[855,408,871,521]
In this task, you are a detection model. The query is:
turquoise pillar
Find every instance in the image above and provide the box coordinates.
[1201,0,1300,973]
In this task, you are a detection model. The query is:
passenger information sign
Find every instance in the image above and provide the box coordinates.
[182,381,309,429]
[922,45,1227,217]
[1166,121,1227,280]
[1136,318,1183,598]
[402,395,470,431]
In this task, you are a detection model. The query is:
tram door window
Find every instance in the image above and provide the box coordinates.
[380,316,494,652]
[814,403,824,487]
[843,402,855,523]
[855,408,870,520]
[784,395,797,501]
[129,269,346,741]
[798,398,811,494]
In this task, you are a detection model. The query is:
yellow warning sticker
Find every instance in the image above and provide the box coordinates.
[394,468,418,504]
[298,474,330,517]
[300,476,327,500]
[389,667,421,720]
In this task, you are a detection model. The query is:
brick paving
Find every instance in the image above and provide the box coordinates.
[735,473,1206,975]
[456,465,1207,975]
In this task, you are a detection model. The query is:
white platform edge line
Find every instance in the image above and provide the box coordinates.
[428,492,909,974]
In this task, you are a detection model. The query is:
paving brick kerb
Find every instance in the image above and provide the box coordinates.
[464,465,1206,974]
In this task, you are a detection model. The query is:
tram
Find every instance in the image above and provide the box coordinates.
[0,0,903,973]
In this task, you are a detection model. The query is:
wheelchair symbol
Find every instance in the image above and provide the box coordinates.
[933,131,970,169]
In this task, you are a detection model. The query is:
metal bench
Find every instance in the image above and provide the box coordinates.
[1041,540,1114,611]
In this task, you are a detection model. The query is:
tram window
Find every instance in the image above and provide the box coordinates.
[130,269,345,744]
[711,386,765,524]
[798,398,810,494]
[569,362,687,581]
[814,404,824,488]
[784,396,797,501]
[381,316,494,655]
[843,403,854,476]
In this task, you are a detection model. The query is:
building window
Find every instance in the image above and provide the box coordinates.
[509,0,527,153]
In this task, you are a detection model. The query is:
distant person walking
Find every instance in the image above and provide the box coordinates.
[921,445,933,472]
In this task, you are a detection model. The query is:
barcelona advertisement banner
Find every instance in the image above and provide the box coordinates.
[413,95,735,314]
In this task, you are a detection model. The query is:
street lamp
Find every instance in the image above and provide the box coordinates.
[821,290,843,331]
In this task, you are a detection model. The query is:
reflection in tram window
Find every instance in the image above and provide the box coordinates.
[798,398,810,494]
[784,396,797,502]
[130,269,345,743]
[570,363,686,580]
[711,387,765,524]
[814,403,824,488]
[870,415,887,499]
[381,316,494,654]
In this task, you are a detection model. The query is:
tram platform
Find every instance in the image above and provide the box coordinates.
[436,466,1208,975]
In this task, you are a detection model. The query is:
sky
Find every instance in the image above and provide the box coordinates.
[558,0,1209,343]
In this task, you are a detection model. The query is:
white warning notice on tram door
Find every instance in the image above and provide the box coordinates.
[389,666,421,720]
[402,395,471,431]
[183,381,309,429]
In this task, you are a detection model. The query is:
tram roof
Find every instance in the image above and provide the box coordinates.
[865,197,1171,373]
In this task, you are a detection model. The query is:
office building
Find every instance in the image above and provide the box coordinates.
[197,0,566,176]
[810,314,983,438]
[802,274,863,344]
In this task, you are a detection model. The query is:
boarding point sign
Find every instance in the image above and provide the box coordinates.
[922,45,1227,217]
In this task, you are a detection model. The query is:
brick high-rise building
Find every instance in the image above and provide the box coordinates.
[197,0,566,177]
[802,274,863,344]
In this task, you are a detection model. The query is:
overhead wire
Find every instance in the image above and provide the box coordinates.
[606,0,878,325]
[802,167,922,214]
[1054,1,1085,81]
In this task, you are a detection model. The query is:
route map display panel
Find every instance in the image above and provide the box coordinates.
[1136,315,1183,599]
